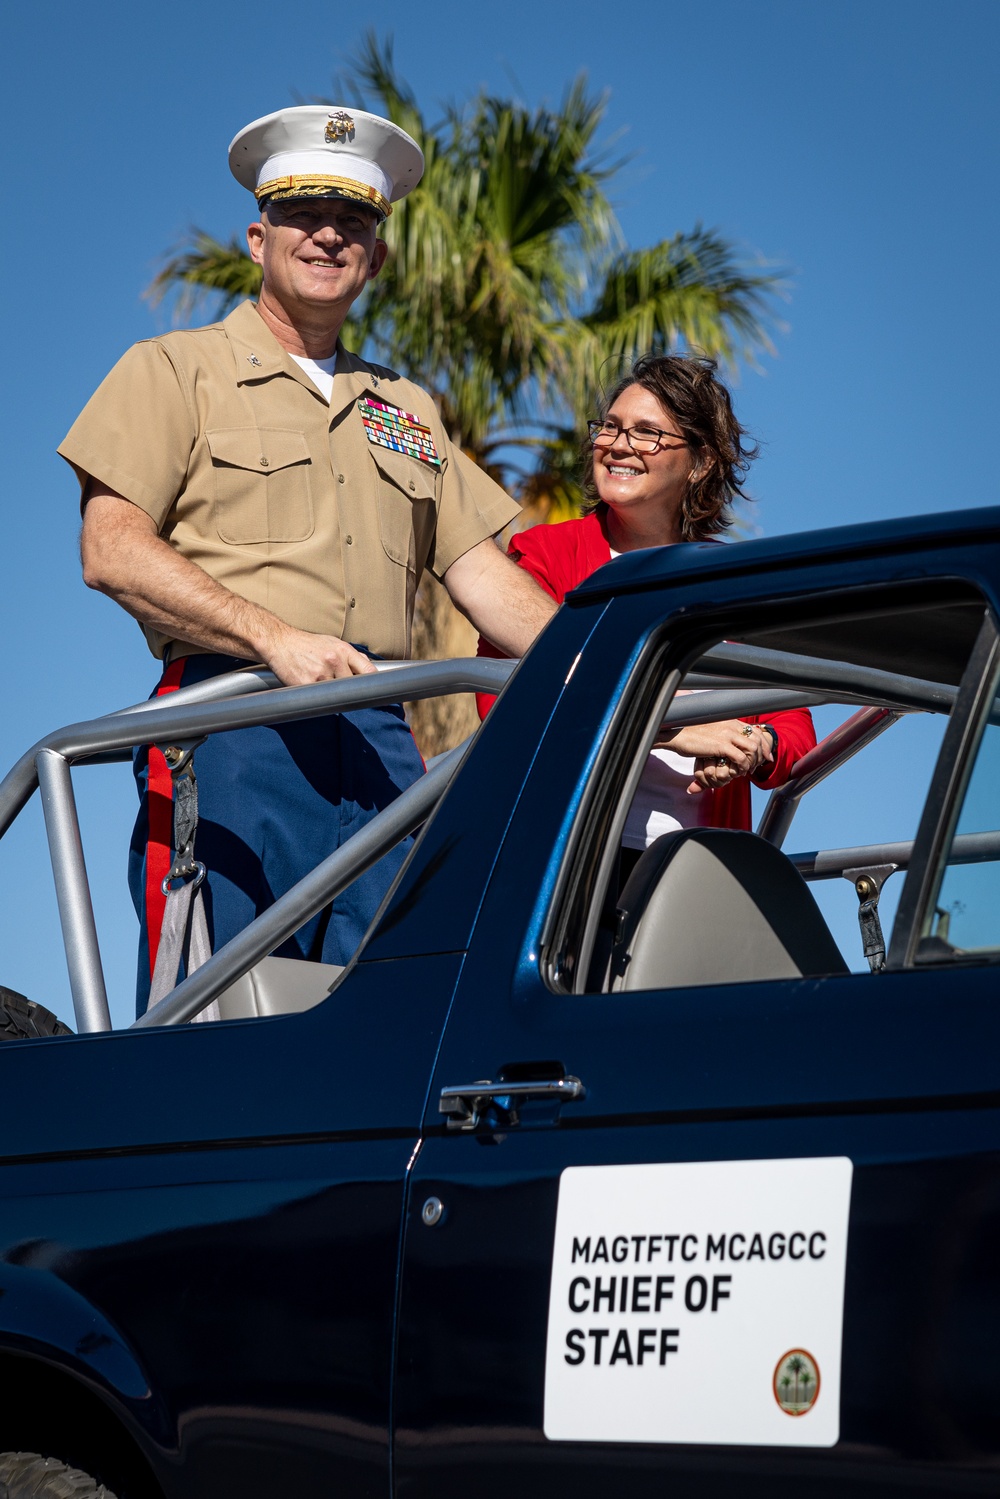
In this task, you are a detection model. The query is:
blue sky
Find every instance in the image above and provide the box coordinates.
[3,0,998,1028]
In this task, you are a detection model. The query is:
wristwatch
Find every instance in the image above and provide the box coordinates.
[759,724,779,753]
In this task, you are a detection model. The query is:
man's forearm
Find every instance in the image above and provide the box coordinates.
[83,506,283,661]
[444,539,556,657]
[80,490,374,684]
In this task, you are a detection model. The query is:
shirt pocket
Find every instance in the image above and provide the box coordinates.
[369,445,438,570]
[206,427,314,544]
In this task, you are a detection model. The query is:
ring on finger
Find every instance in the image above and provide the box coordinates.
[739,724,755,738]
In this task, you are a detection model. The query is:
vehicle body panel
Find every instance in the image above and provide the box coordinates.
[0,955,463,1496]
[396,1116,1000,1498]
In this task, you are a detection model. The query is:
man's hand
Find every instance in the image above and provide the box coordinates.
[443,537,556,657]
[263,629,374,685]
[654,720,773,794]
[81,483,374,684]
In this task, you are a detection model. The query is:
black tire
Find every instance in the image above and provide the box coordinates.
[0,988,72,1041]
[0,1452,118,1498]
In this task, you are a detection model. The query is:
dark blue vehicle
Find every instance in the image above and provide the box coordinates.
[0,507,996,1499]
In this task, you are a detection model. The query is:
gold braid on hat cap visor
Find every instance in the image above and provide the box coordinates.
[255,175,392,218]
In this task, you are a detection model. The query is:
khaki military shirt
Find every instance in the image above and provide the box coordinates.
[59,300,520,661]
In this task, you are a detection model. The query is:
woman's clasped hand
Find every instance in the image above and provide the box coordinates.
[655,718,775,794]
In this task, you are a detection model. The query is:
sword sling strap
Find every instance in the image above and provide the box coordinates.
[147,743,219,1020]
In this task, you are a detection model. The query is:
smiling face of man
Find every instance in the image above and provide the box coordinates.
[247,196,389,330]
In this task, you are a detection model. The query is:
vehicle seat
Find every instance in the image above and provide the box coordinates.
[610,828,849,991]
[214,956,344,1020]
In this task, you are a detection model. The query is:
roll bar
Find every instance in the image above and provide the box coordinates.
[691,641,957,715]
[0,640,971,1036]
[789,829,1000,881]
[1,659,515,1034]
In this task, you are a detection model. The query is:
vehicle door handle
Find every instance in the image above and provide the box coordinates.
[438,1076,585,1131]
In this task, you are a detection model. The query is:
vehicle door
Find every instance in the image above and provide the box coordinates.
[392,526,1000,1499]
[0,948,460,1499]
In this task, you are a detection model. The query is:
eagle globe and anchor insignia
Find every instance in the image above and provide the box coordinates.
[773,1349,821,1415]
[325,111,356,143]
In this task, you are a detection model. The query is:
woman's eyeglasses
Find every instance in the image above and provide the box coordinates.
[587,419,687,455]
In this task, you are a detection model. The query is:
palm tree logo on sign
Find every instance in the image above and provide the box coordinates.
[773,1350,821,1416]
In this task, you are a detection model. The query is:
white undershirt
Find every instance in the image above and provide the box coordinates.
[290,351,338,401]
[609,548,712,848]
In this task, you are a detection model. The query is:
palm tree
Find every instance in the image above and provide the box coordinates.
[151,35,784,753]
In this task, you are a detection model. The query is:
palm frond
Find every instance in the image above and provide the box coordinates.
[585,227,784,360]
[515,424,588,521]
[147,232,260,320]
[336,31,424,141]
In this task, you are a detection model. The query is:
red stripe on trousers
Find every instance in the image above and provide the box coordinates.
[144,658,186,976]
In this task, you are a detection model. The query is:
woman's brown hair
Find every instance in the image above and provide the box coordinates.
[583,354,758,541]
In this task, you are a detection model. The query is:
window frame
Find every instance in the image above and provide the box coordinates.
[887,610,1000,969]
[540,582,994,998]
[539,629,694,995]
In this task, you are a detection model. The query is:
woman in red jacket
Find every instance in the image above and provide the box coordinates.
[478,354,815,867]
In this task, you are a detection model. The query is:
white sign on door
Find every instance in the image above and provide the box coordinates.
[544,1156,853,1447]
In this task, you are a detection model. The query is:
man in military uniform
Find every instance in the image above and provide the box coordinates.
[60,106,554,1013]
